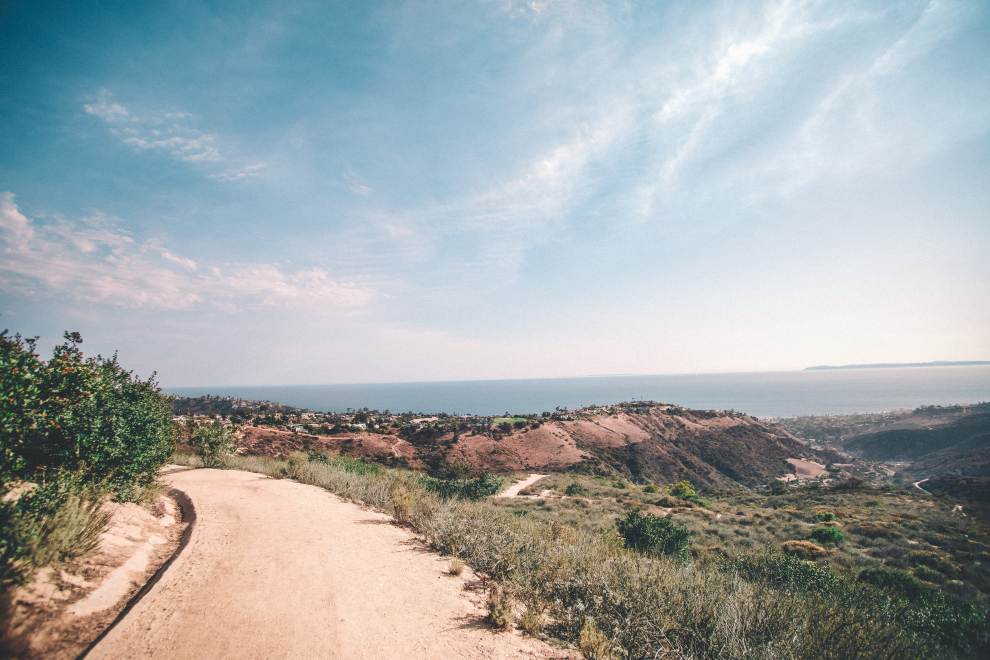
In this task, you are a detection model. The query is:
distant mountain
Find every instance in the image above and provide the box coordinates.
[805,360,990,371]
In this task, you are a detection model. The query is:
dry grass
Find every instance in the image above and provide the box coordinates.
[518,602,547,636]
[174,453,989,659]
[447,557,464,576]
[1,479,111,591]
[782,540,830,559]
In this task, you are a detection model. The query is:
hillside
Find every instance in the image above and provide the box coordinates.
[845,412,990,462]
[187,401,825,488]
[779,404,990,512]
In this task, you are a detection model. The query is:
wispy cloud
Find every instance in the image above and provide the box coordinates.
[373,108,629,292]
[84,89,261,179]
[0,192,371,311]
[343,170,373,197]
[744,0,986,198]
[209,162,267,182]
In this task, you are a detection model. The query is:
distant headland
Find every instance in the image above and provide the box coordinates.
[805,360,990,371]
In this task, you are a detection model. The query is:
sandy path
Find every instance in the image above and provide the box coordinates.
[914,477,930,494]
[87,468,562,659]
[496,474,548,498]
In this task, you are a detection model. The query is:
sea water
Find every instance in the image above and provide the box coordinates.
[168,365,990,418]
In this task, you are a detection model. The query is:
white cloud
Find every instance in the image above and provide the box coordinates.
[161,250,198,270]
[84,89,259,177]
[82,95,130,122]
[0,193,371,311]
[210,162,267,182]
[0,192,34,249]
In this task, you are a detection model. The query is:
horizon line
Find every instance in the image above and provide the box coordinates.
[162,361,990,390]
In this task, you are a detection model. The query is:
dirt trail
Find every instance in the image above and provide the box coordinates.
[496,474,548,498]
[87,468,563,659]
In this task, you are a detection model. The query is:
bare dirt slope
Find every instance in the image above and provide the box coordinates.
[232,405,819,487]
[87,468,564,660]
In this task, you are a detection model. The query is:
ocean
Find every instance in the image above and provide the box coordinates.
[167,365,990,418]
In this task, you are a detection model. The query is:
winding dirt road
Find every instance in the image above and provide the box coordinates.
[86,467,562,659]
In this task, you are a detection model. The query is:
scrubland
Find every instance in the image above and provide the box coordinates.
[172,451,990,659]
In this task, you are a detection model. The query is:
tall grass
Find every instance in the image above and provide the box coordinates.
[178,452,988,658]
[1,474,111,590]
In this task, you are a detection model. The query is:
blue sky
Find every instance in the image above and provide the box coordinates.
[1,0,988,386]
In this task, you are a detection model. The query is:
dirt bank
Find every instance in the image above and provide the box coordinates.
[3,490,186,659]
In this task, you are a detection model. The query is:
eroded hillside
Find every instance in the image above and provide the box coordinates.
[182,402,825,488]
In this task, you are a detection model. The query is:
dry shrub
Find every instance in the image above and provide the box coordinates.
[849,522,899,539]
[388,483,416,523]
[486,584,514,630]
[548,519,578,544]
[782,540,830,560]
[579,618,617,659]
[519,602,547,636]
[447,557,464,576]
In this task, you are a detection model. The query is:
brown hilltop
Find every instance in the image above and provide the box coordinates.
[227,402,819,487]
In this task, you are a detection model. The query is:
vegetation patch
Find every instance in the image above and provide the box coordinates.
[810,525,845,546]
[616,510,691,560]
[174,452,990,658]
[1,331,174,595]
[420,470,503,500]
[189,422,234,468]
[781,539,830,560]
[564,482,586,496]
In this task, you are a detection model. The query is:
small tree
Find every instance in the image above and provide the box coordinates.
[616,510,691,560]
[190,421,234,468]
[668,479,705,505]
[668,480,697,499]
[810,525,845,546]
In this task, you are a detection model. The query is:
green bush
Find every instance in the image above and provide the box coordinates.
[729,550,990,655]
[643,483,659,493]
[858,567,928,601]
[421,472,503,500]
[564,482,586,496]
[814,511,836,522]
[668,479,706,506]
[723,548,839,596]
[769,480,788,495]
[307,451,382,475]
[1,331,175,499]
[913,565,943,583]
[190,421,234,468]
[668,480,697,499]
[810,525,845,546]
[616,510,690,560]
